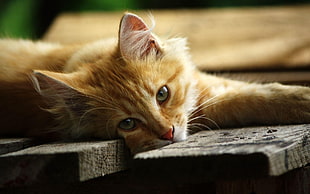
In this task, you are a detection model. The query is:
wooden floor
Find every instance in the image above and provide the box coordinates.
[1,5,310,194]
[0,125,309,193]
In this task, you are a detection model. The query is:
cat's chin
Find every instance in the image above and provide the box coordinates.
[173,135,187,142]
[173,126,188,142]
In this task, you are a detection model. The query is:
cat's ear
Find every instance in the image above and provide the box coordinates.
[118,13,161,60]
[31,71,78,97]
[31,71,88,116]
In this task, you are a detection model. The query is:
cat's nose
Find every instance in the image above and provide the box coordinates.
[161,126,175,141]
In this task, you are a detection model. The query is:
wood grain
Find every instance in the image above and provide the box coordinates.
[0,139,129,187]
[134,124,310,181]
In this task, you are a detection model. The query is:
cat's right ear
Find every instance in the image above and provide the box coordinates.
[31,71,77,97]
[118,13,161,60]
[31,71,88,116]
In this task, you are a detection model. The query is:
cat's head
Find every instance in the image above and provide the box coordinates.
[32,13,198,154]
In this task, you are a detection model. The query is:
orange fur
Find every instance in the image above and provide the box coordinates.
[0,13,309,153]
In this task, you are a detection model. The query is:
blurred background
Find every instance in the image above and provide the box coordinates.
[0,0,310,39]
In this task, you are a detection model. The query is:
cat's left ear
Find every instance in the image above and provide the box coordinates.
[118,13,161,60]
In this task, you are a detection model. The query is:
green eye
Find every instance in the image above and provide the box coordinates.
[119,118,136,130]
[156,85,169,104]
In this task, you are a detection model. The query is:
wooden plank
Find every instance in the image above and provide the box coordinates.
[134,124,310,182]
[0,126,309,189]
[0,139,129,187]
[0,138,35,155]
[43,6,310,72]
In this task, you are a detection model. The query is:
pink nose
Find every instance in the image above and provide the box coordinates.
[161,126,174,140]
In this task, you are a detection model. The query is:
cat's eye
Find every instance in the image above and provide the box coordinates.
[119,118,136,130]
[156,86,169,104]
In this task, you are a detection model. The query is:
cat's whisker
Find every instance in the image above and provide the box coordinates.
[190,88,237,120]
[188,122,213,131]
[188,92,226,119]
[188,98,234,132]
[187,114,207,123]
[201,98,232,111]
[190,90,223,113]
[196,116,220,130]
[188,114,221,130]
[188,115,221,137]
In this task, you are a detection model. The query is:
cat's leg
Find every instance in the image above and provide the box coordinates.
[193,71,310,129]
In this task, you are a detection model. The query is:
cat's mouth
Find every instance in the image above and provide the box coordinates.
[170,124,187,143]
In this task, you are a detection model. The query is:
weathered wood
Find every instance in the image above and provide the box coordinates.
[43,6,310,72]
[0,139,129,187]
[0,138,35,155]
[134,124,310,181]
[0,125,309,190]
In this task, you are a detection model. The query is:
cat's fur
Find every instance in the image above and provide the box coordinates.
[0,13,309,154]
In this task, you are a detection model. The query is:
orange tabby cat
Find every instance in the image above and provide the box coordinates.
[0,13,309,154]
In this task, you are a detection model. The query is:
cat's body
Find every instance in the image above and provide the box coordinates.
[0,13,309,154]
